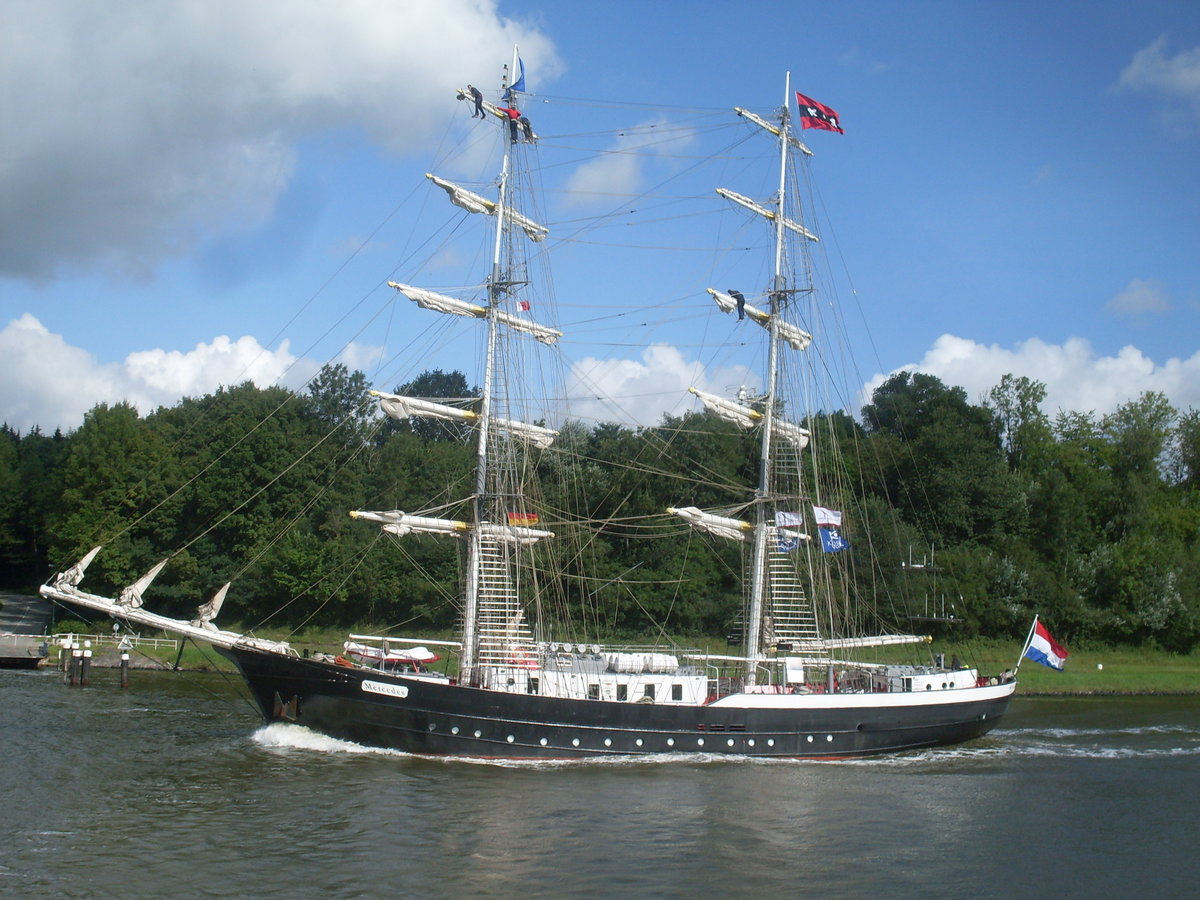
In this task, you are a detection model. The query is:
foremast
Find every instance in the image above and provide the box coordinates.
[462,48,516,684]
[364,49,558,685]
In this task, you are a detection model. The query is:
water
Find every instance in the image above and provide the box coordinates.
[3,668,1198,899]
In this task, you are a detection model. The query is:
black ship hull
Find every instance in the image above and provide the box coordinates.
[220,646,1014,759]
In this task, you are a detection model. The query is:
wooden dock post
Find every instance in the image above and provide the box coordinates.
[80,640,92,686]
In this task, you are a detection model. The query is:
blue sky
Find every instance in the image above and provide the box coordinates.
[2,0,1198,433]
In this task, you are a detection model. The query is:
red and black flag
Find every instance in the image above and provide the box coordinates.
[795,92,844,133]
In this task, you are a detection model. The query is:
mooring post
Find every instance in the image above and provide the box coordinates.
[120,651,130,688]
[68,641,81,685]
[80,640,92,686]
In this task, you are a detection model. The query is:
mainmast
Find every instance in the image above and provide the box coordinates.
[742,73,796,685]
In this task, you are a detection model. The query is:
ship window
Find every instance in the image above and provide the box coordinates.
[527,677,539,695]
[644,684,656,700]
[617,683,628,701]
[588,683,600,700]
[672,683,683,701]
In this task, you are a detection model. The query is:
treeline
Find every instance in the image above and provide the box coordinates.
[1,366,1197,650]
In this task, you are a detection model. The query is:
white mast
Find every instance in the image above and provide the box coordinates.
[743,73,796,685]
[460,46,520,683]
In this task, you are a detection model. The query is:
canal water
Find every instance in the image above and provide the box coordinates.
[2,668,1197,898]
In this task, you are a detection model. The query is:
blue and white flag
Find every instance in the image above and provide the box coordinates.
[503,56,526,100]
[812,505,849,553]
[776,511,803,551]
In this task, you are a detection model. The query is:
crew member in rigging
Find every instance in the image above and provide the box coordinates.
[467,84,484,118]
[497,104,522,143]
[729,289,746,321]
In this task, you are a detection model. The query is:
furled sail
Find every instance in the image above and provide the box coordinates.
[800,633,930,651]
[773,419,811,449]
[371,390,559,448]
[118,559,167,609]
[494,417,558,448]
[689,387,762,428]
[478,523,555,545]
[192,582,229,630]
[349,510,470,537]
[389,282,563,346]
[375,393,477,424]
[426,173,549,242]
[707,289,812,351]
[688,386,809,448]
[668,506,753,542]
[350,510,552,545]
[391,283,486,319]
[716,188,818,242]
[491,308,563,345]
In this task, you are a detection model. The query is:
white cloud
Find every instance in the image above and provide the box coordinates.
[1118,36,1200,100]
[561,118,696,207]
[864,333,1200,419]
[0,314,304,432]
[569,344,755,427]
[1107,278,1171,315]
[0,0,560,280]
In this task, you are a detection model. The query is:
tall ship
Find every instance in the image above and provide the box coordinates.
[42,62,1017,758]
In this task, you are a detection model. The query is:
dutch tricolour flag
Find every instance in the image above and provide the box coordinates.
[1024,619,1069,671]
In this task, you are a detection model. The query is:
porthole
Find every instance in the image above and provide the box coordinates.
[604,738,612,747]
[747,739,755,747]
[474,730,482,738]
[667,738,675,747]
[427,723,436,732]
[540,738,548,746]
[826,734,833,742]
[727,739,735,747]
[451,726,459,735]
[506,735,515,743]
[572,738,580,747]
[806,735,814,743]
[697,738,705,747]
[635,738,643,747]
[767,739,775,747]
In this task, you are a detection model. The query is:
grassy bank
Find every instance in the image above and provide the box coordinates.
[943,639,1200,695]
[99,626,1200,695]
